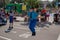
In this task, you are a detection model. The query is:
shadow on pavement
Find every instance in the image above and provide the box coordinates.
[0,24,6,27]
[37,21,52,28]
[54,22,60,25]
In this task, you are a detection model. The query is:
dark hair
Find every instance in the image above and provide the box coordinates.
[10,10,12,13]
[30,7,34,9]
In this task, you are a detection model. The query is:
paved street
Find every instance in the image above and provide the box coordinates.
[0,0,60,40]
[0,21,60,40]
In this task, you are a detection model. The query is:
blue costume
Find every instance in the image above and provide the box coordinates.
[28,11,38,33]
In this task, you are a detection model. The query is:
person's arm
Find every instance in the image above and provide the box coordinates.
[27,12,30,17]
[24,15,28,18]
[38,15,41,22]
[24,12,30,21]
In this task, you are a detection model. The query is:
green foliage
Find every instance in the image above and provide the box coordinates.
[23,0,39,8]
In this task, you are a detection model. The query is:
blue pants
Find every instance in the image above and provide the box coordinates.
[29,19,37,33]
[9,16,13,23]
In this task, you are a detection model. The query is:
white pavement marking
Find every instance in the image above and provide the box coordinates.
[0,36,12,40]
[14,27,28,30]
[19,28,40,39]
[19,32,31,38]
[11,31,17,33]
[15,27,40,38]
[57,34,60,40]
[14,27,40,31]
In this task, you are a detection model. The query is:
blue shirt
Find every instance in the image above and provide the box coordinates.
[28,11,38,20]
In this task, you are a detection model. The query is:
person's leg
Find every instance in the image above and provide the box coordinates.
[8,17,13,30]
[8,23,13,30]
[47,16,49,21]
[40,18,45,27]
[5,23,13,33]
[56,14,58,22]
[29,20,37,36]
[5,17,13,33]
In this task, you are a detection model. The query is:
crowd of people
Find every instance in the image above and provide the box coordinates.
[24,7,60,36]
[0,8,7,25]
[25,7,60,24]
[0,7,60,36]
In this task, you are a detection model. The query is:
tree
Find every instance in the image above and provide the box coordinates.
[23,0,39,8]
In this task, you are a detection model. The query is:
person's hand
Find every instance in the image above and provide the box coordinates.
[38,15,41,18]
[24,15,27,18]
[41,16,45,18]
[24,15,29,19]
